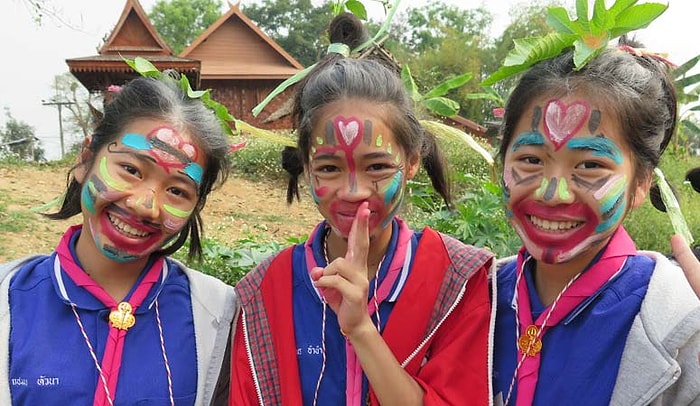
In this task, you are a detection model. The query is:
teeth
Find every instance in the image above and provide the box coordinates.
[528,215,582,232]
[108,214,150,238]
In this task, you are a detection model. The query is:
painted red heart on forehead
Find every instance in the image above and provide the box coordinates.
[336,118,361,146]
[543,100,590,150]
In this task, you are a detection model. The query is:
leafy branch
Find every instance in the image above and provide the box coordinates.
[482,0,668,86]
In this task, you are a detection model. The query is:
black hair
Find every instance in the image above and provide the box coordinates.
[45,72,231,260]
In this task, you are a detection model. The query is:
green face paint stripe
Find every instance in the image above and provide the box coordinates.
[375,134,383,147]
[599,178,626,213]
[99,157,130,191]
[534,177,548,198]
[557,177,570,200]
[316,136,324,145]
[387,143,392,155]
[163,204,191,218]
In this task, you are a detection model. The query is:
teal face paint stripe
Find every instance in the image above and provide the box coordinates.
[596,196,625,233]
[510,132,544,152]
[121,133,151,150]
[183,162,203,186]
[82,182,96,214]
[600,188,624,213]
[566,137,623,164]
[383,171,402,205]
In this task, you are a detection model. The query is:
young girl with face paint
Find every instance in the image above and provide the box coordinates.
[0,73,236,405]
[492,37,700,406]
[223,13,493,406]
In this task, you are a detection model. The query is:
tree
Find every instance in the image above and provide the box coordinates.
[149,0,224,55]
[242,0,334,67]
[51,72,98,143]
[0,109,45,161]
[385,2,494,122]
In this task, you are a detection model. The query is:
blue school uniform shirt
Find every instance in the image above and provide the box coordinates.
[9,231,198,405]
[493,254,654,406]
[293,219,419,405]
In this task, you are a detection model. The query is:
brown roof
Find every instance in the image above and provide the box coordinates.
[179,2,303,80]
[65,0,200,91]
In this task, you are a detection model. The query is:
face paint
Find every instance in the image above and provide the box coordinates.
[122,126,203,186]
[308,102,417,239]
[543,99,590,150]
[78,119,206,262]
[503,95,639,266]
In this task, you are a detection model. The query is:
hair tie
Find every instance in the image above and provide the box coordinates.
[617,45,677,68]
[326,43,350,57]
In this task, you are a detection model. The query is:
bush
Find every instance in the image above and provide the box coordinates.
[624,153,700,253]
[230,137,289,181]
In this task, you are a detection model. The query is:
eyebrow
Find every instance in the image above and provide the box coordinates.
[566,136,623,164]
[511,131,545,152]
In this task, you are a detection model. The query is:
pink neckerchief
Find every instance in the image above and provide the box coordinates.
[512,226,637,406]
[304,219,413,406]
[56,225,164,406]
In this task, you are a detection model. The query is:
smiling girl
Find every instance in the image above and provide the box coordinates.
[0,73,236,405]
[224,12,493,406]
[493,38,700,405]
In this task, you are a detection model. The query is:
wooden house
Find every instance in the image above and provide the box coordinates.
[65,0,303,129]
[179,2,303,128]
[65,0,201,93]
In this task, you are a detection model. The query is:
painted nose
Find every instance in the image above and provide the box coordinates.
[337,173,372,202]
[125,187,159,219]
[535,177,574,204]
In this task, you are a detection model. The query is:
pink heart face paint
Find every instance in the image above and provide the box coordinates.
[308,101,417,239]
[79,118,205,262]
[503,96,639,267]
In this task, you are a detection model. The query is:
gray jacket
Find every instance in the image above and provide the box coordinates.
[0,255,236,406]
[610,251,700,406]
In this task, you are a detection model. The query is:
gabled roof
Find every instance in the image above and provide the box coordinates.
[179,2,303,80]
[66,0,199,92]
[99,0,172,55]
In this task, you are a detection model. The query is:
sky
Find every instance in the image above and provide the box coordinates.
[0,0,697,160]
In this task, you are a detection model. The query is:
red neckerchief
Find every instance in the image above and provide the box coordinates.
[56,225,164,405]
[512,226,636,405]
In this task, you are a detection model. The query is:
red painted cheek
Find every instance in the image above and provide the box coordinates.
[315,186,329,198]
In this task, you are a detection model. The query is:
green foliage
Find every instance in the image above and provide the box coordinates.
[482,0,668,86]
[149,0,223,55]
[389,2,494,121]
[0,110,44,162]
[242,0,334,67]
[174,236,305,285]
[401,65,471,118]
[406,174,520,258]
[625,154,700,253]
[230,137,288,181]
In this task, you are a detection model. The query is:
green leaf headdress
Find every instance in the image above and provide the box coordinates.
[481,0,668,87]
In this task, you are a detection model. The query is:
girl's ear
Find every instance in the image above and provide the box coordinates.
[73,136,93,184]
[405,151,421,180]
[631,176,653,209]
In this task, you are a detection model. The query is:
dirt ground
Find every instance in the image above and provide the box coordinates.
[0,164,322,262]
